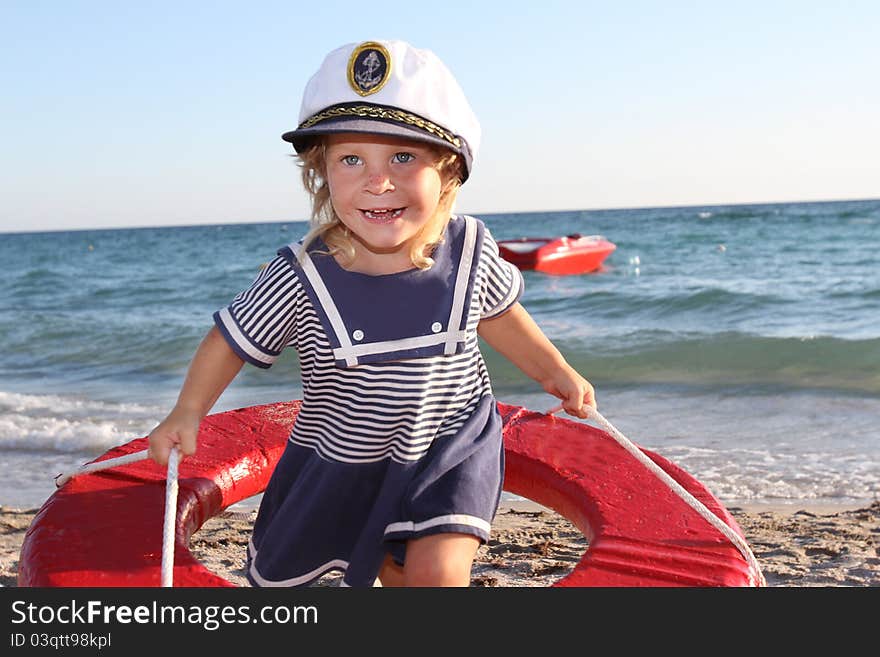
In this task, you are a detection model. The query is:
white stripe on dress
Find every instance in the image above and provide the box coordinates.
[216,307,276,365]
[445,215,477,354]
[384,514,492,536]
[248,538,349,587]
[299,249,357,366]
[332,330,469,363]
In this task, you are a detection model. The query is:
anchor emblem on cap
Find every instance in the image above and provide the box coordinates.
[348,41,391,96]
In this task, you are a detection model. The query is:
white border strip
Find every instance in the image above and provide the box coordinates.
[216,308,276,365]
[445,216,477,354]
[247,538,349,587]
[299,250,357,366]
[482,265,523,319]
[384,513,491,537]
[332,330,468,362]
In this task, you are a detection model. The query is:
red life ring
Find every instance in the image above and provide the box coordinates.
[18,401,760,587]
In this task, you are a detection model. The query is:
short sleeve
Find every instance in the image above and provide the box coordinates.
[213,254,302,368]
[479,228,525,319]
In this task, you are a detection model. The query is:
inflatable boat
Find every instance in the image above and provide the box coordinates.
[497,234,616,275]
[18,401,762,587]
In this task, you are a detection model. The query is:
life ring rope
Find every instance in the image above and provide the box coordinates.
[547,403,766,587]
[161,448,180,588]
[54,450,148,487]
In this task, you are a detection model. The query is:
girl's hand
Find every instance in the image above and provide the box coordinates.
[147,406,201,466]
[145,325,245,466]
[477,303,597,419]
[542,364,597,419]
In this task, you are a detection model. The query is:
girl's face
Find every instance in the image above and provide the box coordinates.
[324,133,446,271]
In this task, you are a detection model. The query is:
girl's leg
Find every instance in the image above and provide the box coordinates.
[377,553,405,587]
[403,532,480,587]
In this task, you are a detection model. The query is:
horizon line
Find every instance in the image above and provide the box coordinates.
[2,196,877,236]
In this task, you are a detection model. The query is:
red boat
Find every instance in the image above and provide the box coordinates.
[497,234,616,275]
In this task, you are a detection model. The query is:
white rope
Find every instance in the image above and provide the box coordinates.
[547,403,766,587]
[161,448,180,587]
[55,450,149,487]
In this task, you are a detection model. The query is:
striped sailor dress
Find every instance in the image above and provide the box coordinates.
[213,215,524,587]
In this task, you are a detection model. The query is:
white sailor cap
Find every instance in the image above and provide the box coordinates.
[282,40,481,181]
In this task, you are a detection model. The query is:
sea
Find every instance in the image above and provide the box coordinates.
[1,199,878,511]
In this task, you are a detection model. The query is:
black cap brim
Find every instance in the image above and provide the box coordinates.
[282,117,472,181]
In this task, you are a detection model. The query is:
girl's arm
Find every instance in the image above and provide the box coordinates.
[148,325,244,465]
[477,302,596,418]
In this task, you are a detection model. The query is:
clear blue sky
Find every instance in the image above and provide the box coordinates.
[2,1,878,232]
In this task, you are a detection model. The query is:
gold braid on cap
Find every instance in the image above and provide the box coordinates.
[297,104,462,149]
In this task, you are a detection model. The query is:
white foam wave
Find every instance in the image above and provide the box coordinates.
[0,391,158,417]
[0,391,162,454]
[660,445,879,503]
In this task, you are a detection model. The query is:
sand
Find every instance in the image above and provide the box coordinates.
[1,500,876,587]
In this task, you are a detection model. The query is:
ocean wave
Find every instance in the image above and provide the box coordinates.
[575,287,791,320]
[660,445,879,503]
[0,391,161,454]
[686,207,763,221]
[487,333,880,394]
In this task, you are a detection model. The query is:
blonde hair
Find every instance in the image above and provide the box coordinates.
[296,139,464,270]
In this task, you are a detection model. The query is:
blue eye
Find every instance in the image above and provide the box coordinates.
[393,152,414,163]
[342,155,361,166]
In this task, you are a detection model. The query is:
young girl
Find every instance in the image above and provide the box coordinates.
[148,39,596,587]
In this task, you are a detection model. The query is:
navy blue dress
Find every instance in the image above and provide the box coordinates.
[213,215,524,586]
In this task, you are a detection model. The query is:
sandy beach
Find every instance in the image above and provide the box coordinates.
[2,500,876,587]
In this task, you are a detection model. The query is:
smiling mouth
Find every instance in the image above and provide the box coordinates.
[361,208,405,223]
